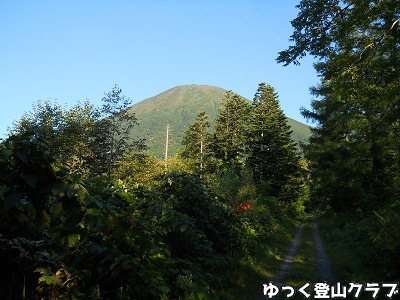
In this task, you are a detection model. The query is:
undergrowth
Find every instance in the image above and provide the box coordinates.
[318,209,400,283]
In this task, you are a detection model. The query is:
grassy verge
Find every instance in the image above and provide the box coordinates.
[317,211,381,283]
[216,226,298,299]
[317,211,400,300]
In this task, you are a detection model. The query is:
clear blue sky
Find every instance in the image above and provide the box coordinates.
[0,0,319,138]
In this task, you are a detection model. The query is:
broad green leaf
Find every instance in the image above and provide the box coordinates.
[76,185,90,201]
[180,223,189,233]
[67,233,80,245]
[117,190,133,202]
[51,182,67,196]
[35,267,51,275]
[38,275,63,286]
[64,209,85,229]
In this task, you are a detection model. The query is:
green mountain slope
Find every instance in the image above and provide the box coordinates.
[127,84,311,158]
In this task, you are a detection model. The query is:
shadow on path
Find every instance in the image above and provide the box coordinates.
[256,220,336,299]
[313,221,336,285]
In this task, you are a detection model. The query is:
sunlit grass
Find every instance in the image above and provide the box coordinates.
[217,231,294,299]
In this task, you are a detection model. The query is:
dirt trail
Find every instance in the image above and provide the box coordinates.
[259,220,336,298]
[271,224,304,285]
[313,222,336,285]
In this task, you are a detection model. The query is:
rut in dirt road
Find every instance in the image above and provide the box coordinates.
[257,221,336,298]
[313,222,336,285]
[268,220,335,285]
[271,224,304,285]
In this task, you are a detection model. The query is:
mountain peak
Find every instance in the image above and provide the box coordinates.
[126,85,310,158]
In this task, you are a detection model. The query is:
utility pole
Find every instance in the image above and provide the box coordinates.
[164,124,169,172]
[199,138,203,179]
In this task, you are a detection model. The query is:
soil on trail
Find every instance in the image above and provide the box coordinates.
[258,220,335,299]
[271,224,305,285]
[313,222,336,285]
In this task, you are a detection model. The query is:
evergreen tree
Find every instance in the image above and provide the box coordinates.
[213,91,251,174]
[247,83,302,202]
[278,0,400,211]
[179,111,212,176]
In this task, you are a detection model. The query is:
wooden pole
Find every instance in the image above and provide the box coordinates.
[200,138,203,179]
[165,124,169,172]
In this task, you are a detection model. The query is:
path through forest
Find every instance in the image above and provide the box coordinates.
[313,222,336,285]
[271,224,305,285]
[257,220,335,299]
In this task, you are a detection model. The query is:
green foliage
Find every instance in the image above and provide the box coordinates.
[1,132,298,299]
[90,84,146,177]
[213,90,251,175]
[0,134,89,298]
[204,84,307,206]
[279,0,400,279]
[206,166,245,202]
[373,204,400,278]
[10,86,147,180]
[247,83,304,203]
[179,112,213,176]
[206,167,299,249]
[279,0,400,211]
[1,83,309,298]
[319,209,400,282]
[10,100,99,176]
[113,151,163,186]
[160,171,246,257]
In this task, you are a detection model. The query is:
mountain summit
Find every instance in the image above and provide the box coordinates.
[127,85,310,158]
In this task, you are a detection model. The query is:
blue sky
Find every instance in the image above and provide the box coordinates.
[0,0,319,138]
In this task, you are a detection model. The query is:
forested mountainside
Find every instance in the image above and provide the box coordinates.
[126,84,311,158]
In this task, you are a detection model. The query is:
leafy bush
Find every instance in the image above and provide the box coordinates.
[160,171,246,258]
[0,134,91,298]
[0,134,253,299]
[319,208,400,282]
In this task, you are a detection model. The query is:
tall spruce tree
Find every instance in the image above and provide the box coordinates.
[278,0,400,211]
[213,91,251,174]
[247,83,302,202]
[179,111,212,176]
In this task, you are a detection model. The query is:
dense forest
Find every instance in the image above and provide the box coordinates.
[277,0,400,283]
[1,0,399,299]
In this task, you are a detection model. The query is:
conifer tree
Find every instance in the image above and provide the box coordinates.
[179,111,212,176]
[247,83,302,202]
[278,0,400,211]
[213,91,251,174]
